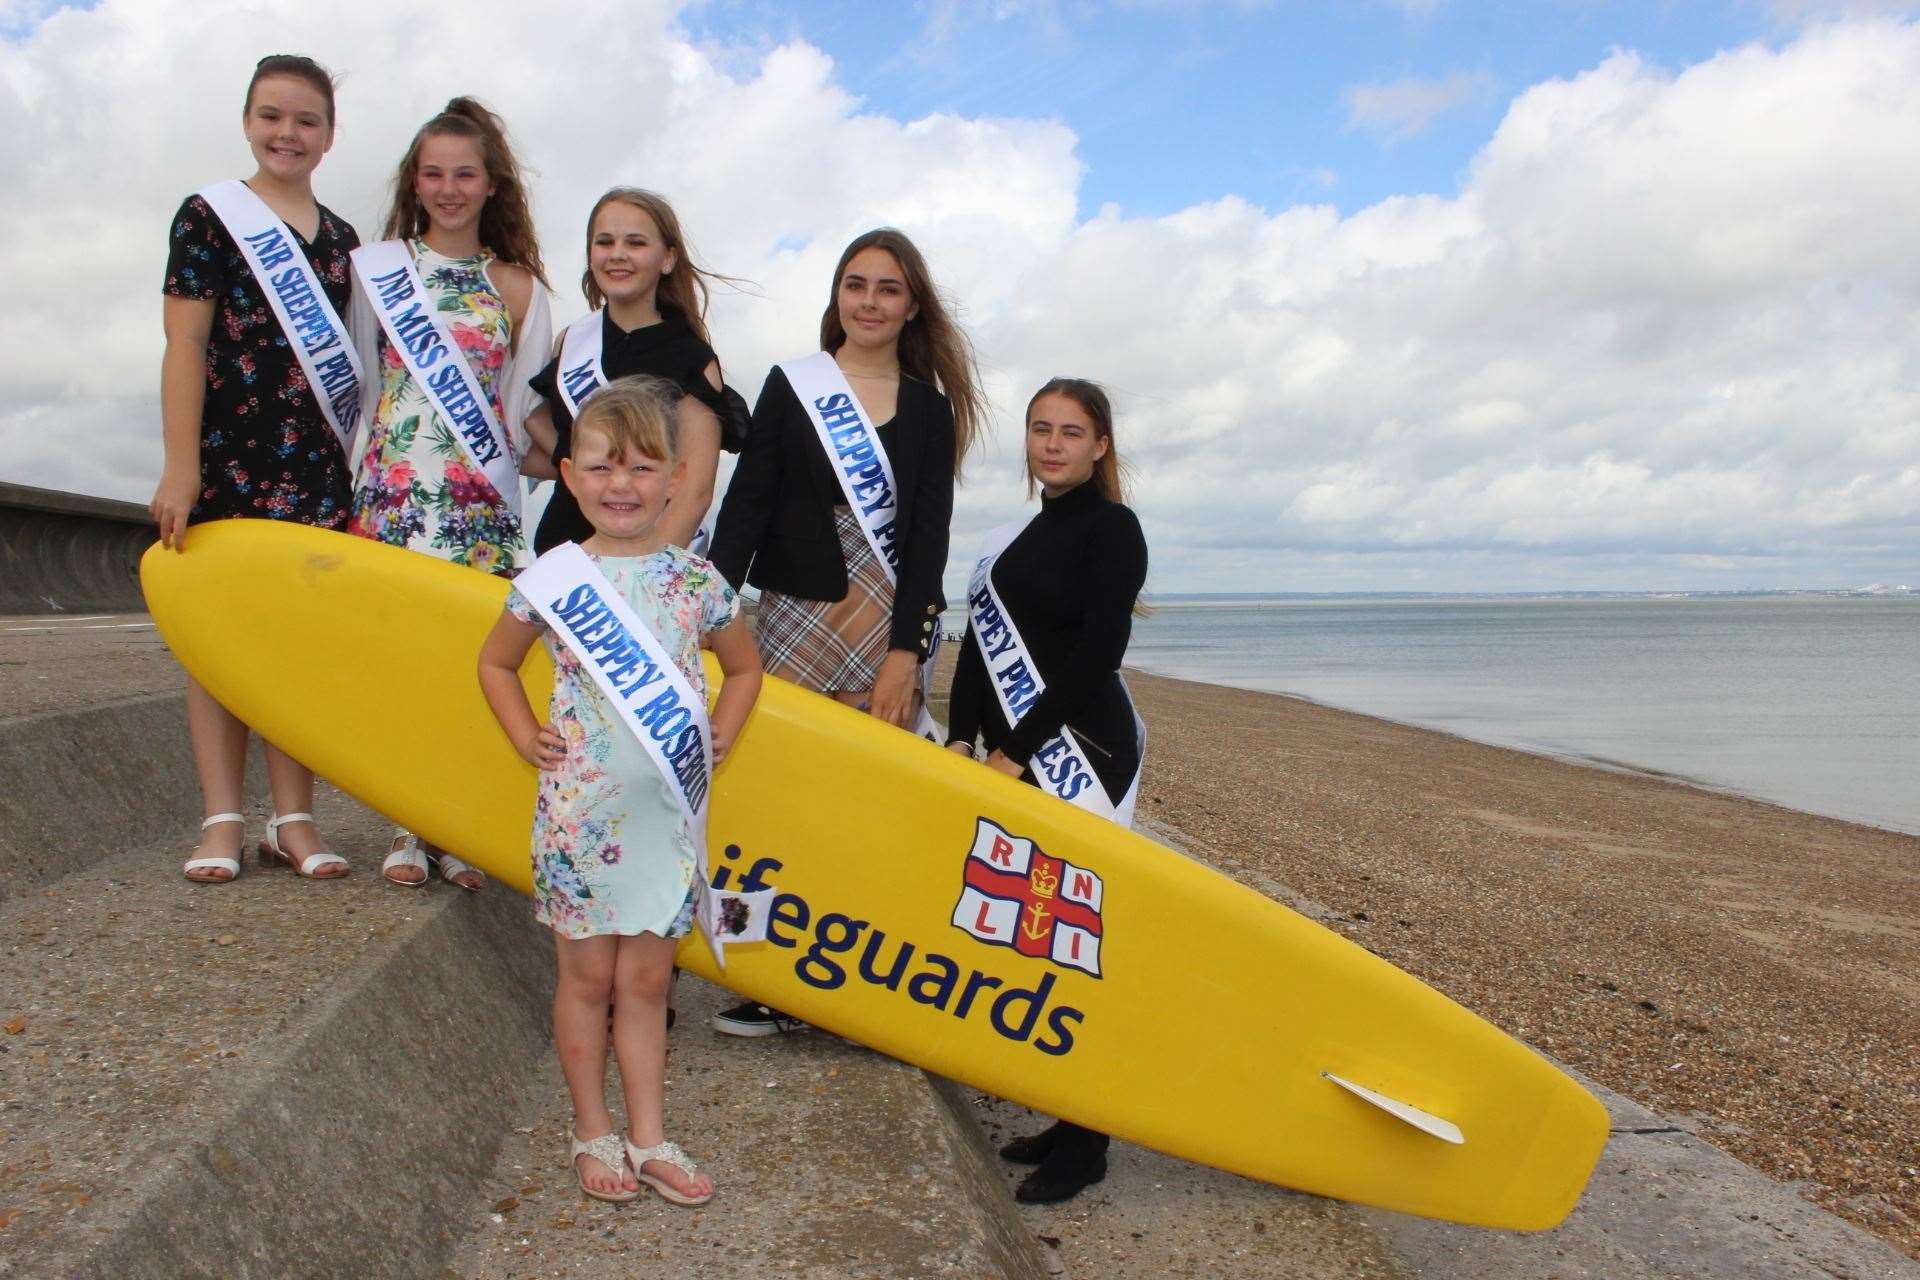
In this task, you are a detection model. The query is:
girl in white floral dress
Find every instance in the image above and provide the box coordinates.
[480,377,762,1207]
[347,97,554,890]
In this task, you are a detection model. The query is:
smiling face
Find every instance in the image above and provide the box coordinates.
[242,74,333,183]
[835,246,917,355]
[1027,392,1110,497]
[589,201,676,311]
[413,132,493,239]
[561,423,681,549]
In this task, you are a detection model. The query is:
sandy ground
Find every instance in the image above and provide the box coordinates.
[1118,669,1919,1260]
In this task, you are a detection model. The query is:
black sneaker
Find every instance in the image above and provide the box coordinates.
[1015,1148,1108,1203]
[999,1122,1065,1165]
[711,1001,808,1037]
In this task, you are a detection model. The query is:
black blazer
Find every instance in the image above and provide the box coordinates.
[709,363,955,659]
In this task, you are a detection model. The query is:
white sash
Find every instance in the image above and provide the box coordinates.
[197,180,360,457]
[780,351,942,738]
[967,517,1146,827]
[555,311,607,419]
[351,239,521,513]
[515,543,771,966]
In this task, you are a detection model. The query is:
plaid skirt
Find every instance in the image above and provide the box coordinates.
[756,509,899,696]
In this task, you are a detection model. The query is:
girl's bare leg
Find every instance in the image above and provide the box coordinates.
[612,932,713,1200]
[555,934,639,1196]
[182,676,249,881]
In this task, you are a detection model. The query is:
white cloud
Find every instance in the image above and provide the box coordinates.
[1342,70,1496,143]
[2,4,1917,592]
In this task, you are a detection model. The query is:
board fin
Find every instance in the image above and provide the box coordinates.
[1323,1073,1465,1145]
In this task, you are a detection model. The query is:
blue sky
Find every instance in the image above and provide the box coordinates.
[4,0,1915,591]
[684,1,1807,219]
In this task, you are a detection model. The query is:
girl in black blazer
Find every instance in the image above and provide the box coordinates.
[707,227,986,1035]
[947,377,1148,1203]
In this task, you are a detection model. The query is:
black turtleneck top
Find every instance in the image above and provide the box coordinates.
[946,480,1148,803]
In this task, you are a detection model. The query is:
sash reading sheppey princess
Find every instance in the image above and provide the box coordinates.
[197,180,361,457]
[968,523,1146,826]
[781,352,942,739]
[350,239,521,512]
[515,542,771,966]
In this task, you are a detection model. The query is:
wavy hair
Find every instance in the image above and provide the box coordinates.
[381,97,548,287]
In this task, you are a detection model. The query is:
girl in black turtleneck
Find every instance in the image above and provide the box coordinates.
[946,377,1148,1203]
[525,188,747,554]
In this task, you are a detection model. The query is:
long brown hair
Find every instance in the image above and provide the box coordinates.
[580,188,734,347]
[1025,377,1130,504]
[245,54,337,126]
[819,228,986,474]
[381,97,548,287]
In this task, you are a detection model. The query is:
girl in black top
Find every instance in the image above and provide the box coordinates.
[526,188,748,553]
[946,377,1148,1203]
[156,55,357,884]
[709,228,987,726]
[705,227,987,1037]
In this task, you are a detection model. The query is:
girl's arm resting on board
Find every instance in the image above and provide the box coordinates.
[477,610,565,770]
[870,395,957,727]
[661,396,721,548]
[944,626,986,754]
[705,617,762,764]
[153,295,215,550]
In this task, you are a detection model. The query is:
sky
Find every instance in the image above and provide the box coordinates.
[2,0,1917,594]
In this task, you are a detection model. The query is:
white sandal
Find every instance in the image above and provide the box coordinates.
[383,830,429,887]
[183,812,245,883]
[434,850,486,893]
[257,812,349,879]
[625,1137,714,1207]
[569,1129,641,1204]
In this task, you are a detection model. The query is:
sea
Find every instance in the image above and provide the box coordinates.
[948,593,1920,838]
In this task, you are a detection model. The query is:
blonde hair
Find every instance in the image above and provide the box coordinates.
[571,375,679,463]
[819,228,987,476]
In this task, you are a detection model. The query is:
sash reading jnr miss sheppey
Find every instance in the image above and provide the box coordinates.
[515,542,770,966]
[197,180,361,457]
[968,520,1147,827]
[780,351,941,738]
[351,239,520,513]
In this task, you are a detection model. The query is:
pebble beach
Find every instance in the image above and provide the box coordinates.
[1121,667,1919,1260]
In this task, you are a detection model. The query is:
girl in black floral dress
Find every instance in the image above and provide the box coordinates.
[153,54,359,884]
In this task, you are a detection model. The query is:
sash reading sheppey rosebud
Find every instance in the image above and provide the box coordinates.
[780,351,941,739]
[968,518,1146,827]
[197,180,361,458]
[351,238,521,513]
[514,542,771,966]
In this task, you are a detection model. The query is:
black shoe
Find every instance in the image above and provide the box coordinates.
[711,1001,808,1037]
[999,1121,1067,1165]
[1015,1148,1108,1204]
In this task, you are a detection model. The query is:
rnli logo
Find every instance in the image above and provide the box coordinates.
[950,817,1104,978]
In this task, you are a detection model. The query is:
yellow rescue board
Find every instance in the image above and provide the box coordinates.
[142,522,1607,1230]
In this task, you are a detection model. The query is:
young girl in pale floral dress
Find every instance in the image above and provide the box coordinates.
[347,97,554,890]
[479,377,761,1207]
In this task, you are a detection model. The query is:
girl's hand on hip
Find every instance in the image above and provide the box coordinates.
[520,723,568,771]
[867,649,918,728]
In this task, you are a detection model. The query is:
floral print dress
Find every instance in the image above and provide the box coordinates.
[506,546,739,939]
[347,240,550,575]
[161,192,358,526]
